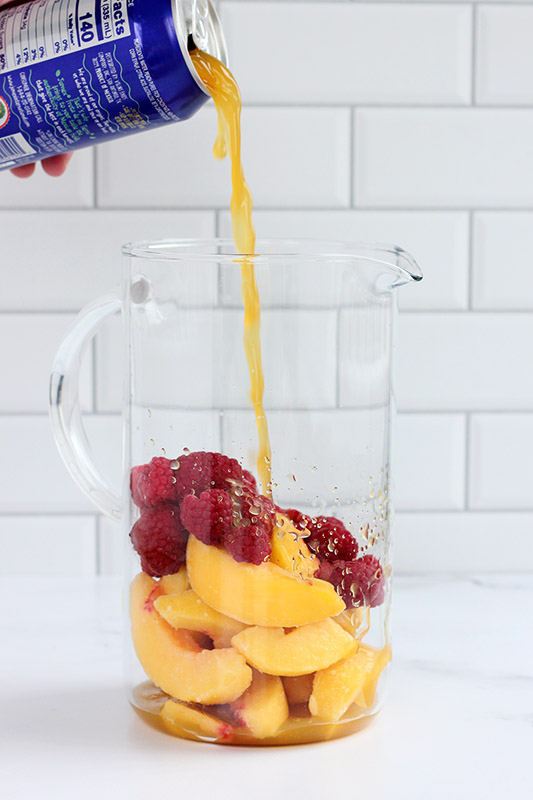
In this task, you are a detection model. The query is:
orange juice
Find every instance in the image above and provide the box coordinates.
[190,48,272,497]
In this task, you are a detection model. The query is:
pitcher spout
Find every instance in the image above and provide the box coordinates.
[372,245,423,292]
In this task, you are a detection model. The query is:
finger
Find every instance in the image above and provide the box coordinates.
[10,163,36,178]
[41,152,73,177]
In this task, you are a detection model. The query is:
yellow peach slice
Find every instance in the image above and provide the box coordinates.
[130,572,252,704]
[154,589,247,648]
[309,644,391,722]
[159,567,189,596]
[160,700,234,743]
[270,514,318,578]
[231,672,289,739]
[282,674,315,706]
[187,534,345,627]
[232,618,358,676]
[335,608,366,637]
[356,644,392,708]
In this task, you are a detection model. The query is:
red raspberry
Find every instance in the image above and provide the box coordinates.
[130,506,188,577]
[236,489,276,532]
[305,516,359,562]
[242,470,257,493]
[224,523,271,565]
[173,452,243,500]
[180,489,233,546]
[317,555,385,608]
[130,457,178,508]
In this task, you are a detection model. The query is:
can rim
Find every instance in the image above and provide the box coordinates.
[172,0,228,96]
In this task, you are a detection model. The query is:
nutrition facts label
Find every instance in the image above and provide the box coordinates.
[0,0,130,73]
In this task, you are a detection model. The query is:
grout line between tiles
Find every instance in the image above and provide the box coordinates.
[7,205,533,213]
[464,412,472,510]
[471,4,478,107]
[350,109,356,208]
[468,210,475,310]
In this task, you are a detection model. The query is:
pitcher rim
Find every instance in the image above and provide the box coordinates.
[122,237,423,282]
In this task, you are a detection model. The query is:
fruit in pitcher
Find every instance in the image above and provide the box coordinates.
[309,644,391,722]
[305,516,359,562]
[335,607,366,637]
[224,523,271,564]
[159,566,189,596]
[130,457,179,508]
[161,700,234,742]
[356,644,393,709]
[270,514,318,578]
[154,589,247,648]
[187,534,345,627]
[317,555,385,609]
[130,506,189,577]
[231,671,289,739]
[130,572,252,704]
[172,451,243,500]
[180,489,233,546]
[282,674,315,706]
[231,619,358,676]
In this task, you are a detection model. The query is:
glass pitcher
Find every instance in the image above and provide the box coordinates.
[50,238,421,746]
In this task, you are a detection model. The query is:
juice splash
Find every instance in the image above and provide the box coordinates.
[190,48,272,497]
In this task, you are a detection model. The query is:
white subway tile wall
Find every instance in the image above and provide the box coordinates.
[1,0,532,575]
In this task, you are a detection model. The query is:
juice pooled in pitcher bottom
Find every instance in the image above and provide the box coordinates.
[128,450,390,745]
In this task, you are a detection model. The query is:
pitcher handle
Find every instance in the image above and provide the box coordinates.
[50,294,123,520]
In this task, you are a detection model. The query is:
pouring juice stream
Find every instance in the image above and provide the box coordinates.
[190,48,272,497]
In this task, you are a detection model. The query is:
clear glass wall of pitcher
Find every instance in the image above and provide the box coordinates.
[50,239,422,746]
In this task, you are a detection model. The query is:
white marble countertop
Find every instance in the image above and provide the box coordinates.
[2,575,532,799]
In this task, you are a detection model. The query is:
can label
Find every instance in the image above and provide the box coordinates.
[0,0,207,170]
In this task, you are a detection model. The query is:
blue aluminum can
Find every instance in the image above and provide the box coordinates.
[0,0,226,170]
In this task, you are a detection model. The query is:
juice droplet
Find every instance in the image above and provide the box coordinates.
[150,439,155,447]
[170,460,180,471]
[183,447,190,455]
[147,409,152,418]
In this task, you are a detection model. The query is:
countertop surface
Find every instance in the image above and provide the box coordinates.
[2,574,532,799]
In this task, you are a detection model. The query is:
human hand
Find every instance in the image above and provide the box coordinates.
[0,0,73,178]
[10,153,73,178]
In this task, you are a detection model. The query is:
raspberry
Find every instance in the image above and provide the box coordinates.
[173,452,243,500]
[305,516,359,562]
[242,469,257,493]
[180,489,233,546]
[130,506,188,577]
[224,523,271,565]
[236,489,276,532]
[130,457,178,508]
[317,555,385,608]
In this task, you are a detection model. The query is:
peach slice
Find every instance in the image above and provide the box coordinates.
[130,572,252,704]
[159,567,189,596]
[282,674,315,706]
[356,644,392,708]
[187,534,345,627]
[309,644,391,722]
[270,514,318,578]
[154,589,247,648]
[161,700,234,743]
[231,671,289,739]
[335,608,366,637]
[231,618,358,676]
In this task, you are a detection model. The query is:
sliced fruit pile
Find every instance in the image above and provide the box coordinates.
[129,451,390,743]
